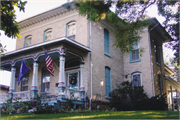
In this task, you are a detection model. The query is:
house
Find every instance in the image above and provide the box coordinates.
[0,2,179,110]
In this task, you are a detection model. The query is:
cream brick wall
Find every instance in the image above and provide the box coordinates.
[123,29,153,97]
[90,21,124,101]
[16,10,89,50]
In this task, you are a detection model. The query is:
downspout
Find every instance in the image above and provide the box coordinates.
[148,23,159,96]
[89,19,92,110]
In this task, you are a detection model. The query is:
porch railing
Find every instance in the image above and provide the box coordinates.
[0,94,9,104]
[13,91,31,102]
[66,88,81,100]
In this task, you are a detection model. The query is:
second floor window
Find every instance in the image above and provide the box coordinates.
[24,36,32,47]
[154,42,161,64]
[104,29,110,56]
[44,28,52,41]
[130,41,140,62]
[67,21,76,40]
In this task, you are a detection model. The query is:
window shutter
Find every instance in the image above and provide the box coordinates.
[104,29,110,55]
[105,67,111,97]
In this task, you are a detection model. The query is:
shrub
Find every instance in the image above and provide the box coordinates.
[110,81,168,111]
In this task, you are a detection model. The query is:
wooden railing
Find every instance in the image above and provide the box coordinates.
[13,91,31,102]
[0,94,8,104]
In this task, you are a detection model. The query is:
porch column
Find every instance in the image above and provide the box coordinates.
[58,48,66,99]
[170,86,174,111]
[8,66,16,99]
[80,62,85,100]
[30,62,39,100]
[176,89,179,111]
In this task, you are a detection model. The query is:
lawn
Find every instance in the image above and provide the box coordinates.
[1,111,179,119]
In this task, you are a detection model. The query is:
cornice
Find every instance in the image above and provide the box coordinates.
[18,3,77,29]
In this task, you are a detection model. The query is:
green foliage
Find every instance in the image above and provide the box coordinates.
[1,0,27,38]
[75,0,179,59]
[110,81,168,111]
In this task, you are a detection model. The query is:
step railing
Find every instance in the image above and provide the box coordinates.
[66,88,81,100]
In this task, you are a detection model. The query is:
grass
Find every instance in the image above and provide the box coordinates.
[1,111,179,119]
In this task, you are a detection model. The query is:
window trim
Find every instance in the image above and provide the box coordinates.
[131,72,142,88]
[41,67,50,93]
[24,35,32,47]
[21,72,29,91]
[66,21,76,37]
[105,66,112,99]
[104,28,110,57]
[44,28,52,42]
[130,41,141,63]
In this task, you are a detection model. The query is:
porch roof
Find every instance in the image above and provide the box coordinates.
[165,76,180,92]
[1,37,91,60]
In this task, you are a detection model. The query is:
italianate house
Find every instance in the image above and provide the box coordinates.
[0,2,179,110]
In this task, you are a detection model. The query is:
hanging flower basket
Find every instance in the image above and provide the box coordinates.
[69,76,77,85]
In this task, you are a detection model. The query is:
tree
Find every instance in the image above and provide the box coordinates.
[75,0,179,57]
[0,0,27,54]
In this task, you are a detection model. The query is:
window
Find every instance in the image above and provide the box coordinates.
[130,41,140,62]
[158,74,162,94]
[66,72,79,90]
[131,72,141,88]
[44,28,52,41]
[66,21,76,40]
[42,68,50,93]
[105,67,111,98]
[154,42,161,64]
[104,29,110,56]
[24,35,32,47]
[21,72,29,91]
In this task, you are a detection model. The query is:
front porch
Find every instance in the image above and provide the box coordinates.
[0,37,91,108]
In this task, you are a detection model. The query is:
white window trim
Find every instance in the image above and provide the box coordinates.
[67,21,76,37]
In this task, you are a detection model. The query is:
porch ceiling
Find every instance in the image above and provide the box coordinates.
[1,37,91,61]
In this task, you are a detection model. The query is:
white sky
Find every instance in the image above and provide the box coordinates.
[0,0,176,86]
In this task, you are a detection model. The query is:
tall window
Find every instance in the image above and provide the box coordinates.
[130,41,140,62]
[24,35,32,47]
[158,74,162,94]
[21,72,29,91]
[44,28,52,41]
[104,29,110,56]
[131,72,141,88]
[154,42,161,64]
[66,21,76,40]
[42,68,50,93]
[105,67,111,98]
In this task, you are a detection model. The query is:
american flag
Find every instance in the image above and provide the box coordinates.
[45,51,54,76]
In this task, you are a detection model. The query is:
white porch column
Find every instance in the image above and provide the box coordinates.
[80,62,85,101]
[30,62,39,100]
[8,66,16,99]
[58,48,66,99]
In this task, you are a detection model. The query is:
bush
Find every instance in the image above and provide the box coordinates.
[110,81,168,111]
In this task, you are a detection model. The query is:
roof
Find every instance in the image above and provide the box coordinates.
[164,64,176,75]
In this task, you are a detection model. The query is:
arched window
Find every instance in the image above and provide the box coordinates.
[66,21,76,40]
[41,67,50,93]
[104,29,110,56]
[105,66,111,98]
[24,35,32,47]
[44,28,52,42]
[131,72,142,88]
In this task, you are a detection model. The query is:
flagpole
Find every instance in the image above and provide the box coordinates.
[42,47,59,71]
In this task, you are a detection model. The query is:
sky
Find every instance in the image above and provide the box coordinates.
[0,0,176,86]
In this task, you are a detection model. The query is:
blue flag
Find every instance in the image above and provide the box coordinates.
[18,59,30,85]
